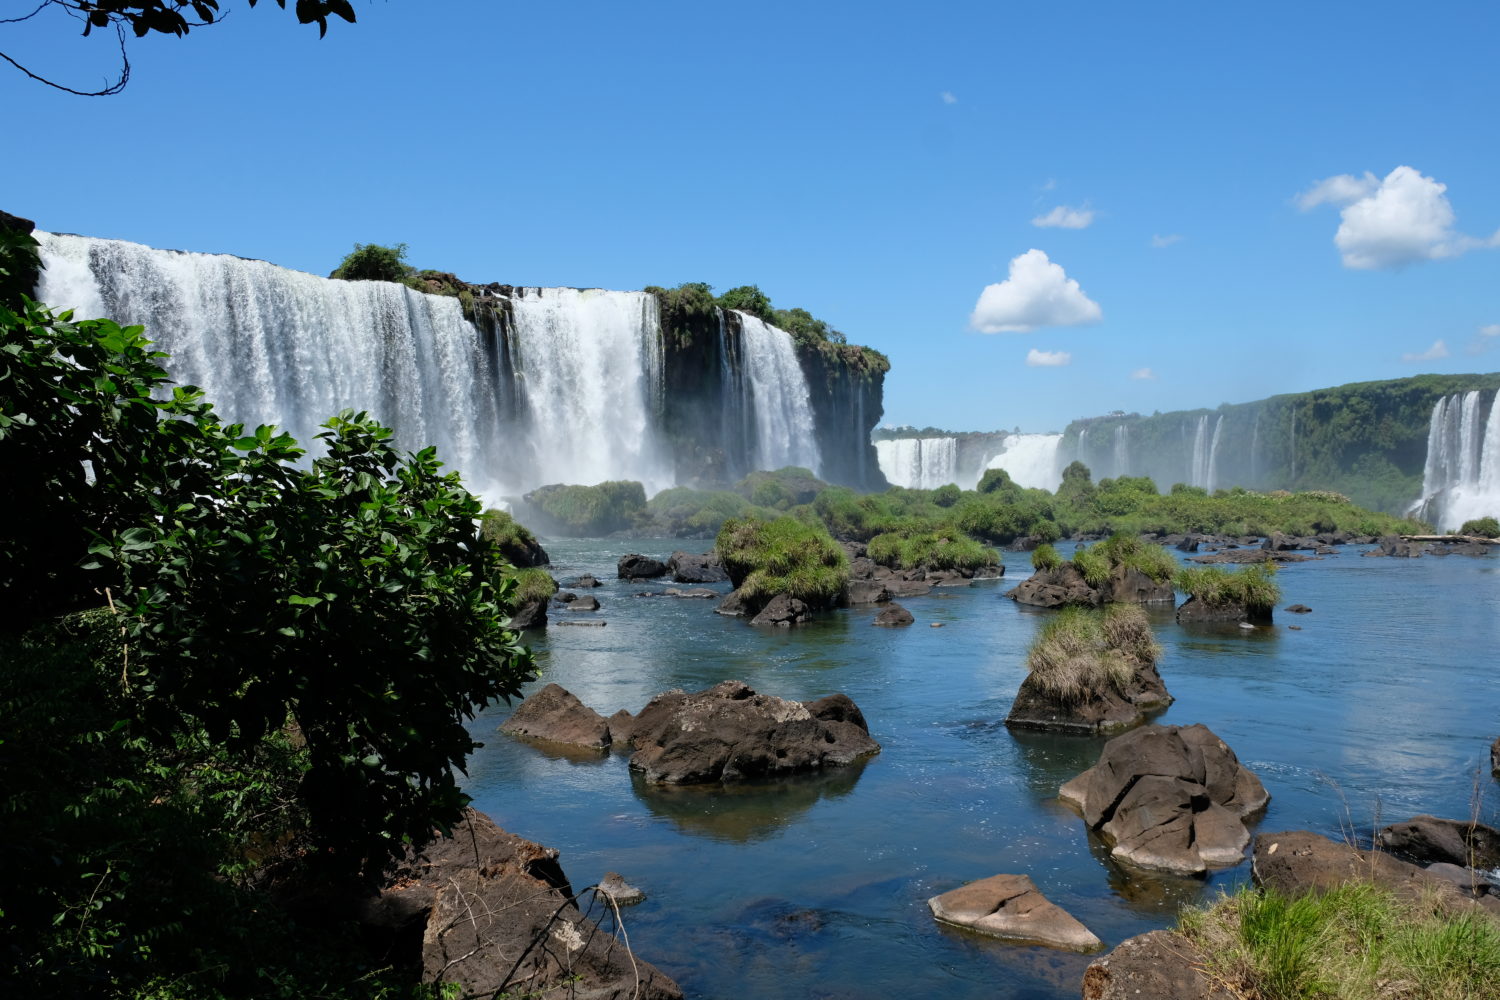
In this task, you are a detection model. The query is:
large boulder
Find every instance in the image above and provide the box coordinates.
[667,550,728,583]
[1176,596,1272,625]
[618,554,668,579]
[1059,724,1268,874]
[1006,657,1171,736]
[927,873,1101,951]
[1375,815,1500,870]
[619,680,880,784]
[749,593,812,627]
[1251,830,1494,914]
[500,683,610,751]
[873,603,914,627]
[508,598,548,630]
[1101,564,1174,604]
[1081,930,1232,1000]
[846,579,893,605]
[1007,563,1100,608]
[367,810,682,1000]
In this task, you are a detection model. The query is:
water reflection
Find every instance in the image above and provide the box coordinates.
[631,760,870,842]
[1007,727,1108,799]
[1081,830,1209,916]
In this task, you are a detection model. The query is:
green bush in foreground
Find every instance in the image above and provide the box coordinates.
[1024,605,1160,704]
[1459,515,1500,538]
[1179,882,1500,1000]
[716,515,848,611]
[1174,563,1281,610]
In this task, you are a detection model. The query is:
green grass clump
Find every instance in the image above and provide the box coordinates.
[479,508,547,567]
[1179,882,1500,1000]
[866,527,999,572]
[1024,605,1160,704]
[1174,563,1280,610]
[505,568,558,604]
[1071,544,1110,587]
[1095,532,1178,582]
[643,487,752,537]
[523,480,646,536]
[715,515,849,611]
[1459,515,1500,538]
[1031,543,1062,572]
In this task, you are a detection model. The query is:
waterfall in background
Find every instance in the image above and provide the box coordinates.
[1112,425,1129,479]
[1189,415,1210,488]
[1205,416,1224,492]
[874,438,959,489]
[985,434,1062,491]
[737,313,822,474]
[1412,389,1500,529]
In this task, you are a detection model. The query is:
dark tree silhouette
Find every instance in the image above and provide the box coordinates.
[1,1,355,95]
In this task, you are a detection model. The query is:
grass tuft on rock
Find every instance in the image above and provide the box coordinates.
[1179,882,1500,1000]
[716,515,849,611]
[1174,563,1280,609]
[866,527,999,572]
[1024,604,1160,704]
[505,568,558,604]
[1031,543,1062,572]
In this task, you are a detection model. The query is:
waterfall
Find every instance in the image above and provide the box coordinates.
[1188,415,1210,488]
[736,313,822,474]
[874,438,959,489]
[1205,415,1224,493]
[1413,389,1500,529]
[1112,425,1129,479]
[985,434,1062,491]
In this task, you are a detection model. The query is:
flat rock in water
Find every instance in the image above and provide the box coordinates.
[1285,604,1312,614]
[562,574,601,588]
[1176,595,1273,625]
[873,602,914,627]
[567,594,601,611]
[500,683,610,750]
[596,871,646,906]
[1006,654,1172,736]
[928,873,1101,951]
[664,587,717,599]
[556,620,606,627]
[667,551,728,583]
[1007,564,1100,609]
[1081,930,1233,1000]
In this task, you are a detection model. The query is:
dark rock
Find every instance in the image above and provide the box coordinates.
[1284,604,1312,614]
[664,587,717,599]
[1374,535,1424,558]
[553,591,577,604]
[1007,563,1100,608]
[500,684,611,751]
[873,603,914,627]
[562,574,602,588]
[568,595,600,611]
[749,593,812,627]
[621,680,880,784]
[508,599,548,630]
[1102,564,1175,604]
[1492,736,1499,781]
[618,554,668,579]
[715,589,752,617]
[667,551,728,583]
[848,555,880,580]
[927,873,1101,951]
[596,872,646,906]
[1425,862,1495,897]
[371,810,682,1000]
[1251,830,1486,914]
[1060,724,1268,874]
[972,564,1004,580]
[555,620,606,627]
[1081,930,1232,1000]
[846,579,893,604]
[606,710,636,746]
[1006,657,1171,736]
[1176,536,1201,553]
[886,578,933,598]
[1176,595,1272,625]
[1189,548,1313,564]
[1376,815,1500,869]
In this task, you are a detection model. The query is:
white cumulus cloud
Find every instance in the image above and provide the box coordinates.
[1150,234,1183,248]
[1026,348,1072,367]
[1479,324,1500,338]
[970,249,1102,333]
[1130,367,1157,380]
[1032,205,1094,229]
[1298,166,1500,269]
[1467,324,1500,355]
[1401,339,1449,363]
[941,91,958,104]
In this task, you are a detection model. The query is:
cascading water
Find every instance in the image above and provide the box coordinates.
[1412,389,1500,529]
[1111,425,1129,479]
[1188,415,1210,488]
[737,313,822,473]
[874,438,959,489]
[985,434,1062,491]
[1205,416,1224,492]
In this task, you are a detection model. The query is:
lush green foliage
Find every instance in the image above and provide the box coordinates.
[1180,882,1500,1000]
[1093,532,1178,583]
[867,527,999,572]
[522,480,646,536]
[330,241,412,282]
[641,486,757,537]
[1174,563,1281,610]
[1072,544,1110,587]
[1024,605,1160,703]
[1031,542,1062,572]
[735,466,828,510]
[1459,516,1500,538]
[479,508,548,566]
[507,567,559,604]
[715,515,849,611]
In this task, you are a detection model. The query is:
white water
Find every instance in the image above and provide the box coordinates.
[1206,415,1224,492]
[1413,389,1500,529]
[874,438,959,489]
[1111,424,1129,478]
[985,433,1062,491]
[737,313,822,474]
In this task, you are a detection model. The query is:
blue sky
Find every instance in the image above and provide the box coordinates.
[4,0,1498,431]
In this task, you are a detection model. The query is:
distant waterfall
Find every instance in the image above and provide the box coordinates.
[986,434,1062,491]
[1412,389,1500,529]
[875,438,959,489]
[1189,415,1210,488]
[1205,416,1224,492]
[737,314,821,473]
[35,232,837,499]
[1112,425,1129,479]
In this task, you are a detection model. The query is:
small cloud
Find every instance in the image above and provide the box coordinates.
[1297,165,1500,269]
[1026,348,1072,367]
[1479,324,1500,338]
[1150,234,1183,248]
[970,249,1103,333]
[1466,324,1500,355]
[1401,339,1449,363]
[940,91,958,104]
[1040,178,1057,192]
[1130,367,1157,380]
[1032,204,1094,229]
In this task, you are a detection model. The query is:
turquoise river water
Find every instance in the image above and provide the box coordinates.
[461,539,1500,999]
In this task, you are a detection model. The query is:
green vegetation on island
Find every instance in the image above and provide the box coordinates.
[1459,516,1500,538]
[715,515,849,612]
[1024,605,1161,704]
[1174,563,1282,611]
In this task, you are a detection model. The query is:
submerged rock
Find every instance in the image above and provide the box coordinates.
[369,810,682,1000]
[664,587,717,599]
[596,872,646,906]
[1285,603,1312,614]
[620,680,880,785]
[1060,724,1268,874]
[1081,930,1232,1000]
[873,603,915,627]
[927,873,1101,951]
[500,683,610,751]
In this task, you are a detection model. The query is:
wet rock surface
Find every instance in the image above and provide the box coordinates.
[667,550,728,583]
[618,553,668,579]
[873,602,914,627]
[927,873,1101,951]
[749,593,813,627]
[500,683,611,750]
